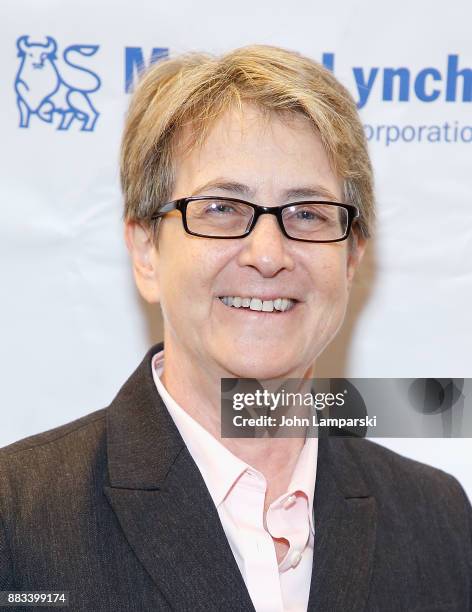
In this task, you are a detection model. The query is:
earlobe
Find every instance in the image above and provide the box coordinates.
[124,221,161,303]
[124,222,152,266]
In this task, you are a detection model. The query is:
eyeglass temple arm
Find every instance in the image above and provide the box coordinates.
[150,200,181,219]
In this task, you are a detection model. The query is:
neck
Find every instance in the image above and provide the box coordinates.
[159,334,316,482]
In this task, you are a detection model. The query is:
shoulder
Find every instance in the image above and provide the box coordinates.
[0,407,106,459]
[343,437,466,491]
[340,437,471,523]
[0,409,109,590]
[0,408,107,494]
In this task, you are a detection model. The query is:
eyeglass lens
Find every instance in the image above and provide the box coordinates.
[185,199,348,240]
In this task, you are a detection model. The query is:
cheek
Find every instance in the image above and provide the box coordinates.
[306,255,350,352]
[309,250,350,303]
[158,239,226,316]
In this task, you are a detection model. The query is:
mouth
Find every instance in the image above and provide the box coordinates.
[217,295,299,314]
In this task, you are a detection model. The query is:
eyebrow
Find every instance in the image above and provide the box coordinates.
[190,179,339,202]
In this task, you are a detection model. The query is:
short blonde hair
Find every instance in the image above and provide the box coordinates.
[121,44,374,239]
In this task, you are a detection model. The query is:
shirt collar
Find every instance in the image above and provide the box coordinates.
[151,349,317,530]
[152,350,248,508]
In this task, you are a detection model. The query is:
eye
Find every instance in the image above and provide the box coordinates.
[296,208,326,221]
[288,206,329,224]
[204,202,238,214]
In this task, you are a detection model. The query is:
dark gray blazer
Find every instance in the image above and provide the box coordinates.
[0,343,471,611]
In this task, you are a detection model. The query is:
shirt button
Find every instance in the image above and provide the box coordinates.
[290,550,302,568]
[283,494,296,509]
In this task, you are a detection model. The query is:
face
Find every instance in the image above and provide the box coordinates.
[126,103,365,380]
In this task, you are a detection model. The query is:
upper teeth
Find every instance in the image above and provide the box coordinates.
[219,296,295,312]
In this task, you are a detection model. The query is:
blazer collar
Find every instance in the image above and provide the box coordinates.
[104,342,256,610]
[104,343,377,611]
[106,341,184,489]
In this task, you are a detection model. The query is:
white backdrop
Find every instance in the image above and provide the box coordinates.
[1,0,471,497]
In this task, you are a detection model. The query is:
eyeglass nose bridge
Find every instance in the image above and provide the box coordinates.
[245,204,287,237]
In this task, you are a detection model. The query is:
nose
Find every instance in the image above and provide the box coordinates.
[237,213,295,277]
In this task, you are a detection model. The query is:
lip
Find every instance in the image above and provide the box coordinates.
[216,294,301,302]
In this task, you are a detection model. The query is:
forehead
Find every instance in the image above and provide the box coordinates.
[171,103,342,201]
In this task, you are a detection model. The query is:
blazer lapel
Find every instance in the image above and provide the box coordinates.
[103,343,255,611]
[307,437,377,612]
[103,343,377,611]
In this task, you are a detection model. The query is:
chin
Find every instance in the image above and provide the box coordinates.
[222,354,297,381]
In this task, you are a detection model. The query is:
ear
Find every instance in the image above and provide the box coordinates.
[124,221,160,303]
[346,232,367,291]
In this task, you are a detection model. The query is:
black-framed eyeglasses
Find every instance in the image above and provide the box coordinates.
[149,196,359,243]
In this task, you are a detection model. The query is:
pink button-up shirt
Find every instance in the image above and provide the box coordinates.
[152,350,318,612]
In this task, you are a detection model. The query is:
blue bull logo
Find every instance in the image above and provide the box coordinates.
[15,35,101,131]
